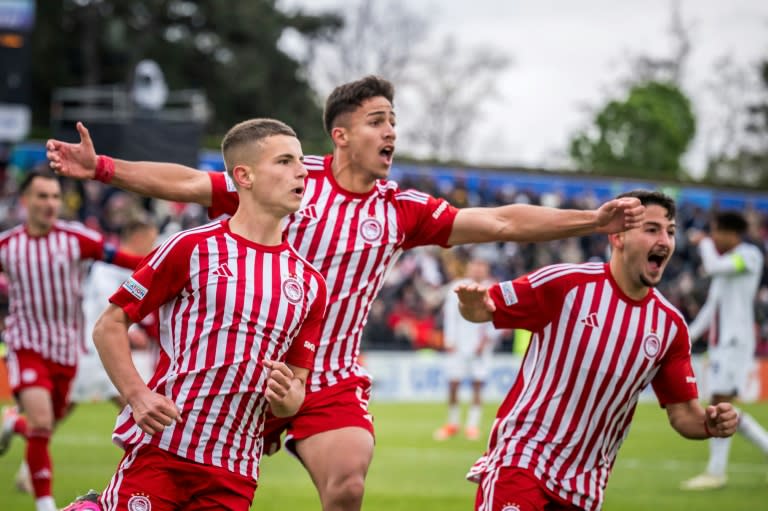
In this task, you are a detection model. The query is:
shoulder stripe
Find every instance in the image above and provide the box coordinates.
[148,221,221,268]
[395,190,430,204]
[529,263,604,288]
[528,262,603,283]
[0,225,24,244]
[376,180,399,193]
[303,155,325,171]
[55,220,103,242]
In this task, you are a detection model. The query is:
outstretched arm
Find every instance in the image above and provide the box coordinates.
[666,400,739,440]
[47,121,213,206]
[447,197,644,245]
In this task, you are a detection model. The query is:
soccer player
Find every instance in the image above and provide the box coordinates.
[0,170,145,511]
[457,190,740,511]
[46,76,644,511]
[434,252,501,441]
[93,118,327,510]
[680,211,768,490]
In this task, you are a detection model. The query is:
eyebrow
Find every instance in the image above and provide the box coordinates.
[644,220,676,229]
[366,109,396,118]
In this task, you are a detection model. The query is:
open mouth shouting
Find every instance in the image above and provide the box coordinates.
[379,145,394,165]
[647,250,669,273]
[292,186,305,199]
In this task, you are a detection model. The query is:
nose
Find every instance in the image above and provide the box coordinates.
[297,162,308,179]
[384,122,396,141]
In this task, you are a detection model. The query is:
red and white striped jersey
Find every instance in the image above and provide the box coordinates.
[109,219,327,481]
[208,154,458,391]
[474,262,698,511]
[0,221,107,365]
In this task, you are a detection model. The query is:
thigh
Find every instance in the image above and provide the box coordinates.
[295,426,374,491]
[99,445,181,511]
[446,352,469,381]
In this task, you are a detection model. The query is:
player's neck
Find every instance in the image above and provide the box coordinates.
[228,208,283,246]
[609,259,649,301]
[331,151,377,194]
[25,221,53,237]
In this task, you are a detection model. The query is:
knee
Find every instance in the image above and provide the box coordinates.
[325,473,366,507]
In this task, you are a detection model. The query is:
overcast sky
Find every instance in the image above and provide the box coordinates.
[280,0,768,178]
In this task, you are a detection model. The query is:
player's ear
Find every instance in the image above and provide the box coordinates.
[232,165,252,189]
[331,125,348,147]
[608,232,624,251]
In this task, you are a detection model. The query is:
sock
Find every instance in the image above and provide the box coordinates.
[447,405,460,426]
[35,496,57,511]
[737,411,768,455]
[466,405,482,429]
[27,429,53,499]
[705,436,731,477]
[13,414,28,437]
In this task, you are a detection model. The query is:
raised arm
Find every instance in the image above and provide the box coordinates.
[93,303,181,433]
[697,237,757,277]
[447,197,644,245]
[665,400,739,440]
[47,122,213,206]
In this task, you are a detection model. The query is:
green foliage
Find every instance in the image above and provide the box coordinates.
[28,0,342,153]
[570,81,696,179]
[1,401,767,510]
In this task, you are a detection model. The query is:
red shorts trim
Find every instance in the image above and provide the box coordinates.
[6,349,77,420]
[476,468,582,511]
[264,374,374,455]
[100,444,257,511]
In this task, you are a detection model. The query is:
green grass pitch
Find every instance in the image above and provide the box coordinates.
[0,401,765,510]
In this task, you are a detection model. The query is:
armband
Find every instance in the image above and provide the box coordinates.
[95,155,116,183]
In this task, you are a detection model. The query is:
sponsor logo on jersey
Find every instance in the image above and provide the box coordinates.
[128,494,151,511]
[122,277,148,300]
[212,262,233,278]
[500,281,518,306]
[298,204,318,219]
[432,201,448,219]
[359,217,383,243]
[282,277,304,304]
[303,340,316,352]
[643,331,661,358]
[580,312,600,328]
[686,376,696,384]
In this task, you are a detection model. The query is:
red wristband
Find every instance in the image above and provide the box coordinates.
[95,155,115,183]
[704,421,716,438]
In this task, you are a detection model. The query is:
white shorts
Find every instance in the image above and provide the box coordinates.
[707,345,754,397]
[71,349,155,403]
[445,351,492,382]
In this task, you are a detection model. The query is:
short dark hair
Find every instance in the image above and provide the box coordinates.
[19,169,60,195]
[323,76,395,135]
[616,190,676,220]
[713,210,748,235]
[221,118,297,176]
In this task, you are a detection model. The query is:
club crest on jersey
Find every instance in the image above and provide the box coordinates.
[282,276,304,304]
[501,504,522,511]
[359,217,383,243]
[643,331,661,358]
[128,494,151,511]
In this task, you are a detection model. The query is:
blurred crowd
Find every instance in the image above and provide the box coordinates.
[1,164,767,357]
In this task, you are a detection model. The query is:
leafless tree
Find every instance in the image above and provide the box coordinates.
[295,0,511,162]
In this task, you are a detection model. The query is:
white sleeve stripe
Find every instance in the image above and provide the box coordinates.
[56,221,103,242]
[531,267,604,288]
[149,221,220,268]
[395,191,429,204]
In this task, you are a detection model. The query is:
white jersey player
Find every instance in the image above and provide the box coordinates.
[71,220,158,406]
[681,211,768,490]
[435,255,501,441]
